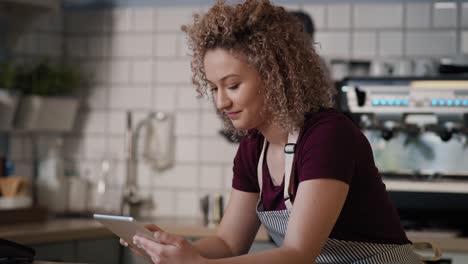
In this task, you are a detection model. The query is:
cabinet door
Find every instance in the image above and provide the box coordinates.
[32,241,75,262]
[121,248,148,264]
[76,238,120,264]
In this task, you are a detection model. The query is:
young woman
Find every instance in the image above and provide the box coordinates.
[123,1,422,263]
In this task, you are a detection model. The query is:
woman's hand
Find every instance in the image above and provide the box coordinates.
[133,230,205,264]
[120,224,165,262]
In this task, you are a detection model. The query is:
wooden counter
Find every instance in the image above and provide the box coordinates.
[0,218,270,245]
[1,218,467,253]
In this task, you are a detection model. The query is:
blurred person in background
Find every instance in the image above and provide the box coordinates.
[122,1,422,263]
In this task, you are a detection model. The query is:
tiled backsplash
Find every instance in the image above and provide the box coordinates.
[6,1,468,218]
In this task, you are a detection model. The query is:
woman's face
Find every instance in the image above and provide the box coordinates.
[204,48,268,130]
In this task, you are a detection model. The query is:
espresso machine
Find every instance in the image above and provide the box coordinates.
[338,77,468,235]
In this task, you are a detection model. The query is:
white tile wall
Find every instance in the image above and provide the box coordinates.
[109,86,152,110]
[175,111,199,136]
[352,31,377,59]
[105,136,125,161]
[66,10,109,33]
[315,32,350,58]
[176,87,200,110]
[132,8,156,32]
[79,61,109,84]
[10,32,37,55]
[14,162,32,180]
[462,31,468,53]
[327,4,351,29]
[76,110,107,134]
[378,31,404,57]
[406,3,431,29]
[108,60,131,84]
[38,34,62,57]
[155,7,199,32]
[200,137,237,163]
[354,4,403,29]
[462,2,468,27]
[223,165,234,190]
[110,34,154,58]
[155,33,179,57]
[153,164,199,188]
[175,137,199,163]
[9,1,465,218]
[150,189,176,217]
[131,59,154,84]
[200,111,222,137]
[63,136,85,160]
[177,33,191,57]
[9,136,24,161]
[433,2,458,28]
[175,191,201,217]
[83,136,108,160]
[65,36,88,57]
[110,8,133,33]
[405,31,457,56]
[88,35,109,58]
[154,87,178,111]
[155,59,192,84]
[200,165,224,190]
[302,4,326,30]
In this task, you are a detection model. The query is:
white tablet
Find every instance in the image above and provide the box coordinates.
[93,214,156,259]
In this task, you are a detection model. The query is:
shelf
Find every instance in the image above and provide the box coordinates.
[0,0,60,11]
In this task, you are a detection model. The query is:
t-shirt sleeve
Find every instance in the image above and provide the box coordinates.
[232,136,261,193]
[298,116,357,185]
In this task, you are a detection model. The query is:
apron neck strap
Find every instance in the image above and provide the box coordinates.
[257,131,299,210]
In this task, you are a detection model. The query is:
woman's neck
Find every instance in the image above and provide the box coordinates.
[258,123,288,146]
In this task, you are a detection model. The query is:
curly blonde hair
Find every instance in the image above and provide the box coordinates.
[182,0,335,135]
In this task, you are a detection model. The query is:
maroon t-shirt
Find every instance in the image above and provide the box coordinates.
[232,109,410,245]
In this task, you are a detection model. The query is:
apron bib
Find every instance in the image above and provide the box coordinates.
[255,131,425,263]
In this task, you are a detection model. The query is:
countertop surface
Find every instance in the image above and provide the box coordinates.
[1,218,468,252]
[0,217,270,245]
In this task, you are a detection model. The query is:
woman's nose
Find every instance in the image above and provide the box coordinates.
[216,89,231,110]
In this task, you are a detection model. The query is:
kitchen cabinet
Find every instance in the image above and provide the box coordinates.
[32,238,120,264]
[33,241,75,263]
[27,238,468,264]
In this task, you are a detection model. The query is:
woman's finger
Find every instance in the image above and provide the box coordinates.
[119,238,128,247]
[154,231,185,247]
[134,235,165,257]
[145,223,163,232]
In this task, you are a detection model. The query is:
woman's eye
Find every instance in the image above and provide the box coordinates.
[228,84,239,90]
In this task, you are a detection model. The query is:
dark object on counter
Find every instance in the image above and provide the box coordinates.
[439,63,468,75]
[0,238,35,264]
[0,155,6,177]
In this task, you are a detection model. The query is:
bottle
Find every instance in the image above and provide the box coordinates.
[37,136,67,213]
[89,158,111,212]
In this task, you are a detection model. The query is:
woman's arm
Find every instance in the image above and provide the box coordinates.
[203,178,349,264]
[134,178,349,264]
[191,189,261,259]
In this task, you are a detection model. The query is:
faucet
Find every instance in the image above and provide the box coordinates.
[120,111,155,217]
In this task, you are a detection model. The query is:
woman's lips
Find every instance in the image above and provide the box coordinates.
[226,111,241,119]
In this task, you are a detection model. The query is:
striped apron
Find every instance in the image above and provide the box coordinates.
[255,131,423,263]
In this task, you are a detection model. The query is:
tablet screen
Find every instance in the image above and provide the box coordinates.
[93,214,155,259]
